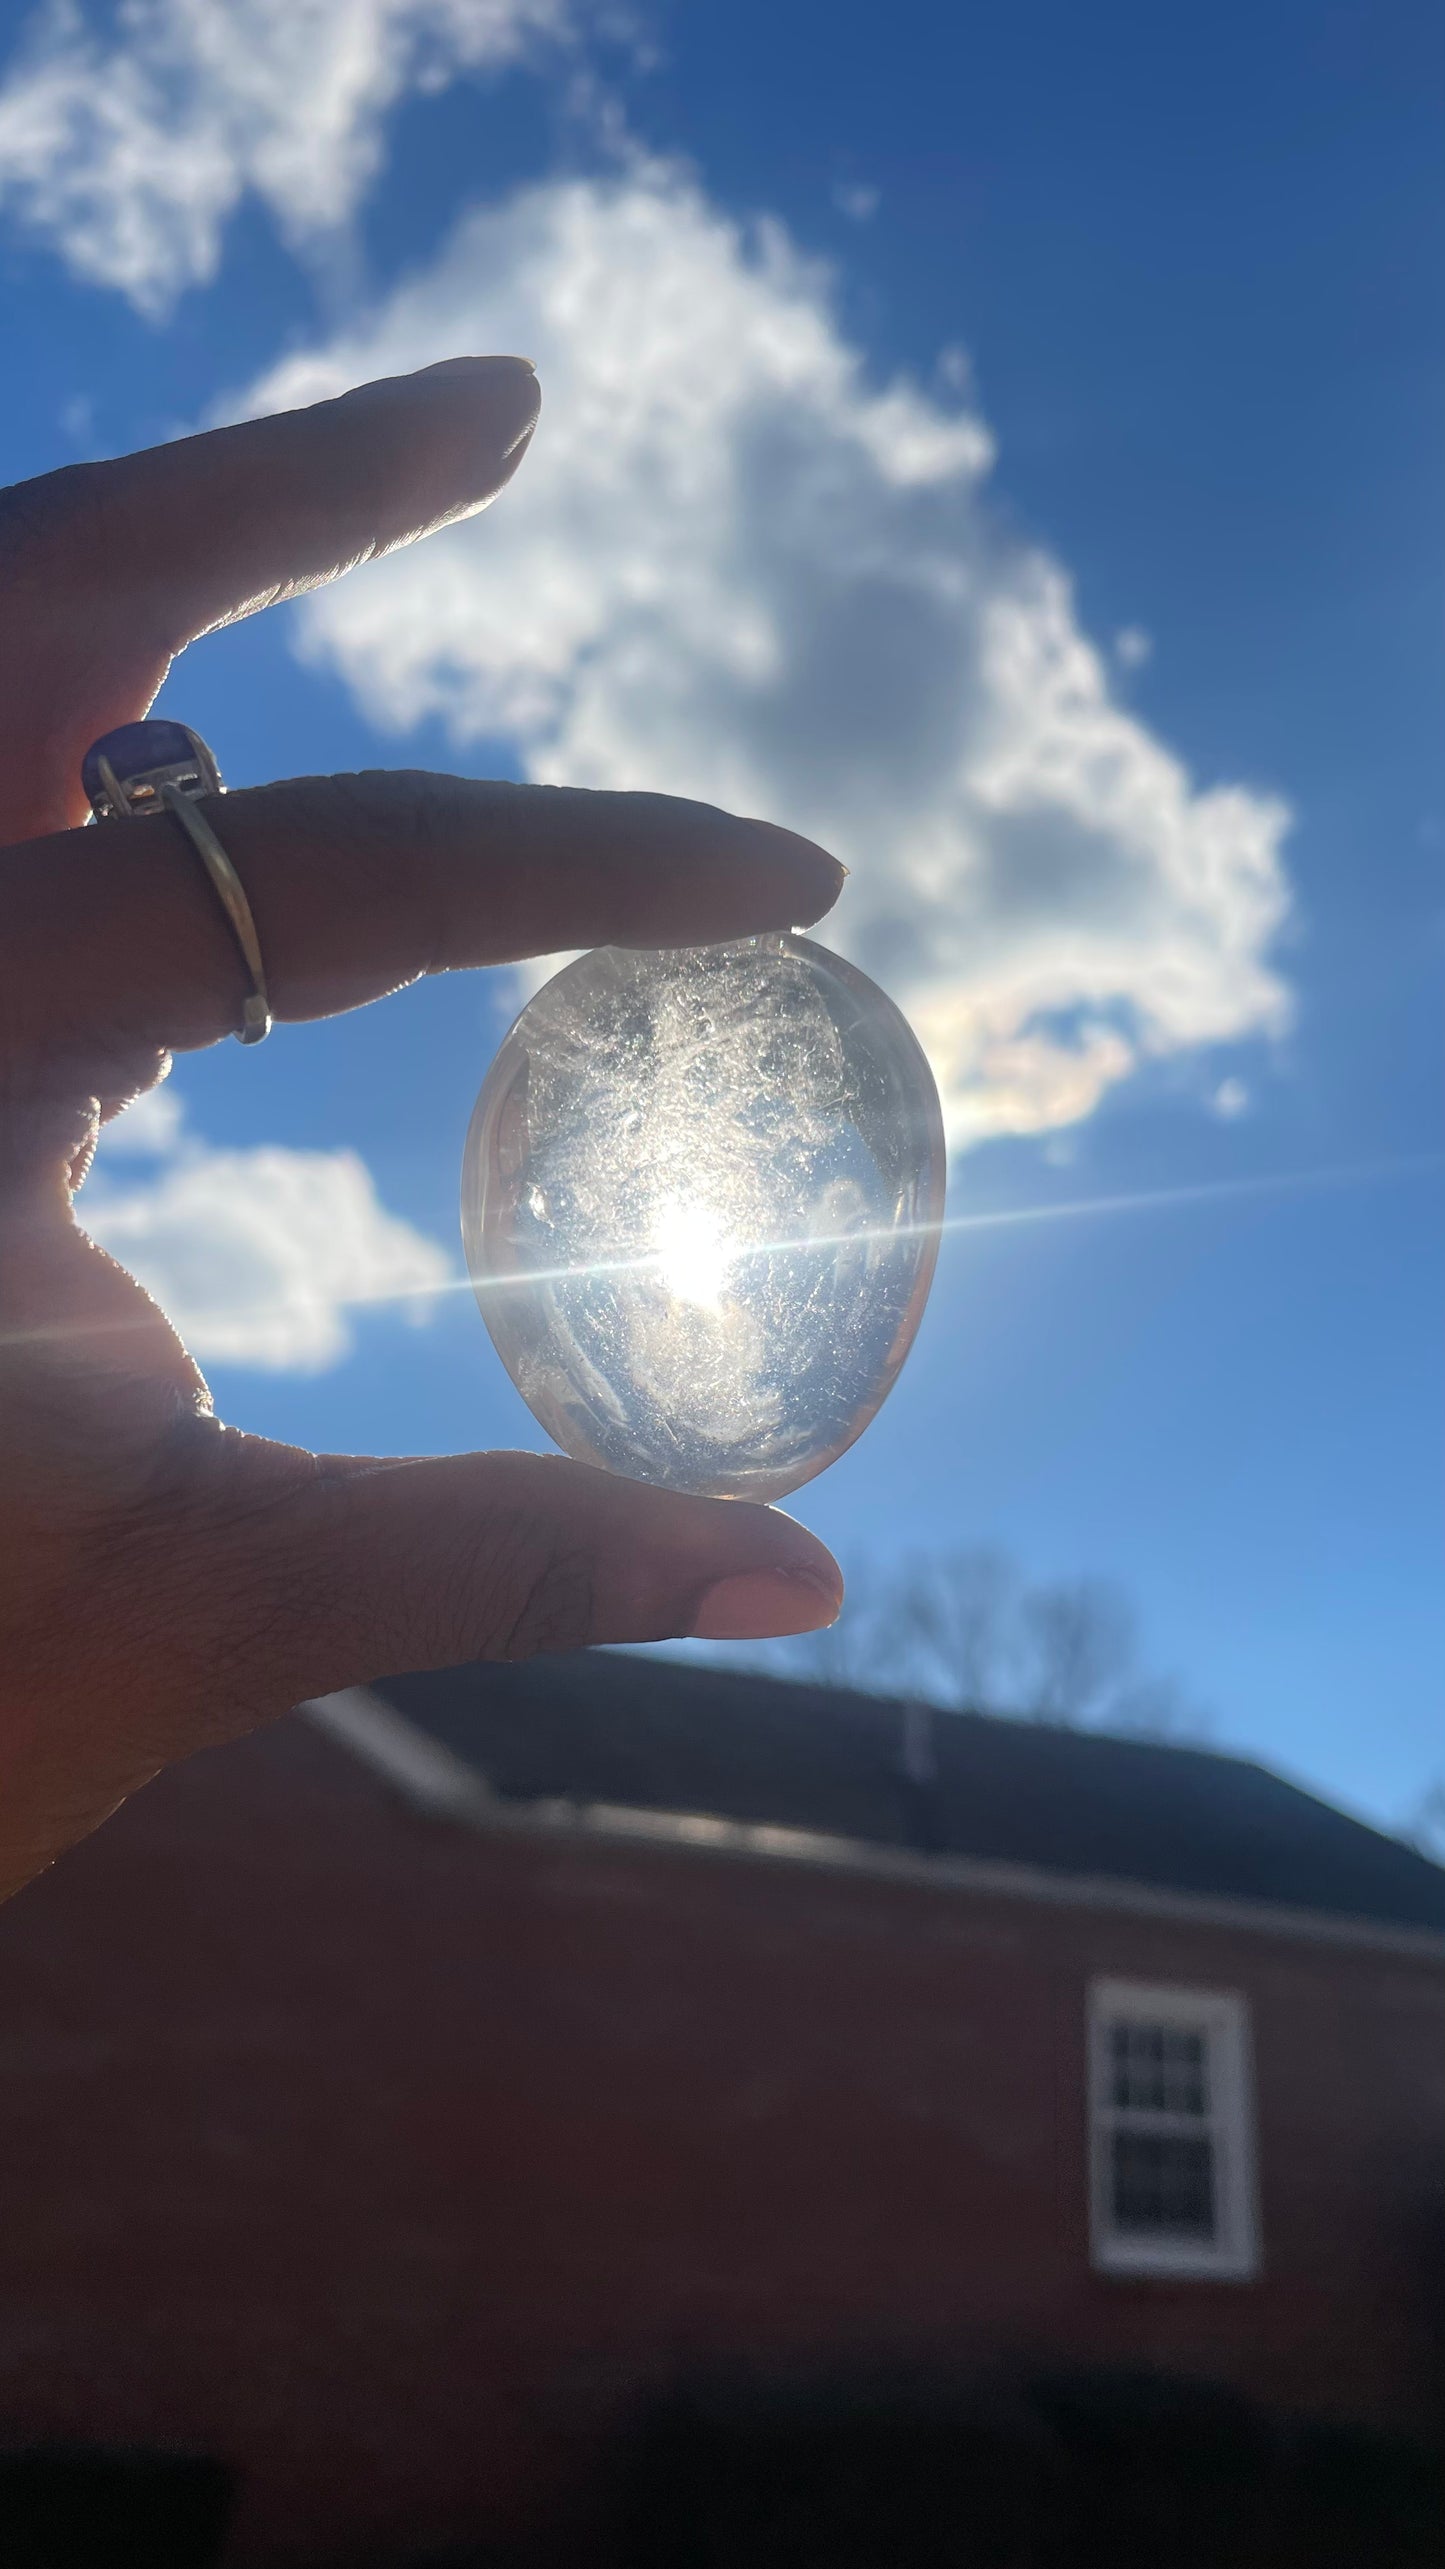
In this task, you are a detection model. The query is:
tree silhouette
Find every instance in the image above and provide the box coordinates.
[747,1547,1205,1741]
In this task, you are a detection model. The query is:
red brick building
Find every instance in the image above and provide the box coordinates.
[1,1654,1443,2562]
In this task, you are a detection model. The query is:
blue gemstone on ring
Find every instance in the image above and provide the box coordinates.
[81,720,223,819]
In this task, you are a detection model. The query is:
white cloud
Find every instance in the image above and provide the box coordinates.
[1210,1076,1250,1121]
[237,155,1292,1147]
[0,0,576,311]
[1114,625,1153,670]
[89,1093,453,1370]
[101,1080,187,1155]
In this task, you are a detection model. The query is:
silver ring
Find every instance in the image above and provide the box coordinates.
[81,721,272,1046]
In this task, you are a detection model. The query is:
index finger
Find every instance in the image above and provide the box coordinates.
[0,359,541,838]
[0,771,846,1104]
[0,358,541,635]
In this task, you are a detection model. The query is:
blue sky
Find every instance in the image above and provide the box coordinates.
[0,0,1439,1829]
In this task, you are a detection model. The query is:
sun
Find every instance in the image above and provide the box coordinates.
[650,1199,737,1311]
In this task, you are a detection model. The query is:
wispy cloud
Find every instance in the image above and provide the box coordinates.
[89,1090,453,1370]
[0,0,578,311]
[237,152,1293,1146]
[832,180,880,223]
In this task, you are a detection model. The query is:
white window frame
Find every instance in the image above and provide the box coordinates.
[1087,1979,1260,2281]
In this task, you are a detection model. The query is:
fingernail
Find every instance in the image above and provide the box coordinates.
[689,1570,842,1642]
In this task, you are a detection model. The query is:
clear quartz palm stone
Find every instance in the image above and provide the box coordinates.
[461,933,946,1502]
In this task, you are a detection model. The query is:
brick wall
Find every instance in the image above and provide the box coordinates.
[0,1716,1441,2561]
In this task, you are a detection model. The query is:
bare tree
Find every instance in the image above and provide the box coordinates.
[1107,1675,1207,1743]
[1018,1578,1135,1724]
[748,1548,1204,1741]
[783,1558,892,1691]
[780,1547,1016,1705]
[893,1548,1019,1709]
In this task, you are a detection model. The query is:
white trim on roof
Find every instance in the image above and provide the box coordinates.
[298,1691,1445,1966]
[301,1688,495,1822]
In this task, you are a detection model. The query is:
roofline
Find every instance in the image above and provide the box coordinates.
[300,1690,1445,1967]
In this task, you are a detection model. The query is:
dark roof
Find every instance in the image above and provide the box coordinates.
[373,1653,1445,1938]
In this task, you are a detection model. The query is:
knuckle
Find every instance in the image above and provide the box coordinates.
[354,770,470,963]
[0,462,175,646]
[0,463,96,576]
[494,1542,597,1661]
[459,1479,598,1662]
[233,768,459,969]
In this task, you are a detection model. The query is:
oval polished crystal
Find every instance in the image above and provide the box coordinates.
[462,933,946,1502]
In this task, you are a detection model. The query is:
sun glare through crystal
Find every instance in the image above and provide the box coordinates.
[650,1199,737,1310]
[461,933,946,1501]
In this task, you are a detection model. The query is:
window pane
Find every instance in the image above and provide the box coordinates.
[1108,2020,1210,2116]
[1110,2130,1217,2241]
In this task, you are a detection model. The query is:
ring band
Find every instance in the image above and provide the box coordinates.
[80,720,272,1047]
[159,785,273,1046]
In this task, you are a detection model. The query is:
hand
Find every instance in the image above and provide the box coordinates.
[0,358,845,1900]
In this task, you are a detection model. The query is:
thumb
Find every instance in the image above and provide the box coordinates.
[0,1444,844,1901]
[233,1448,844,1708]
